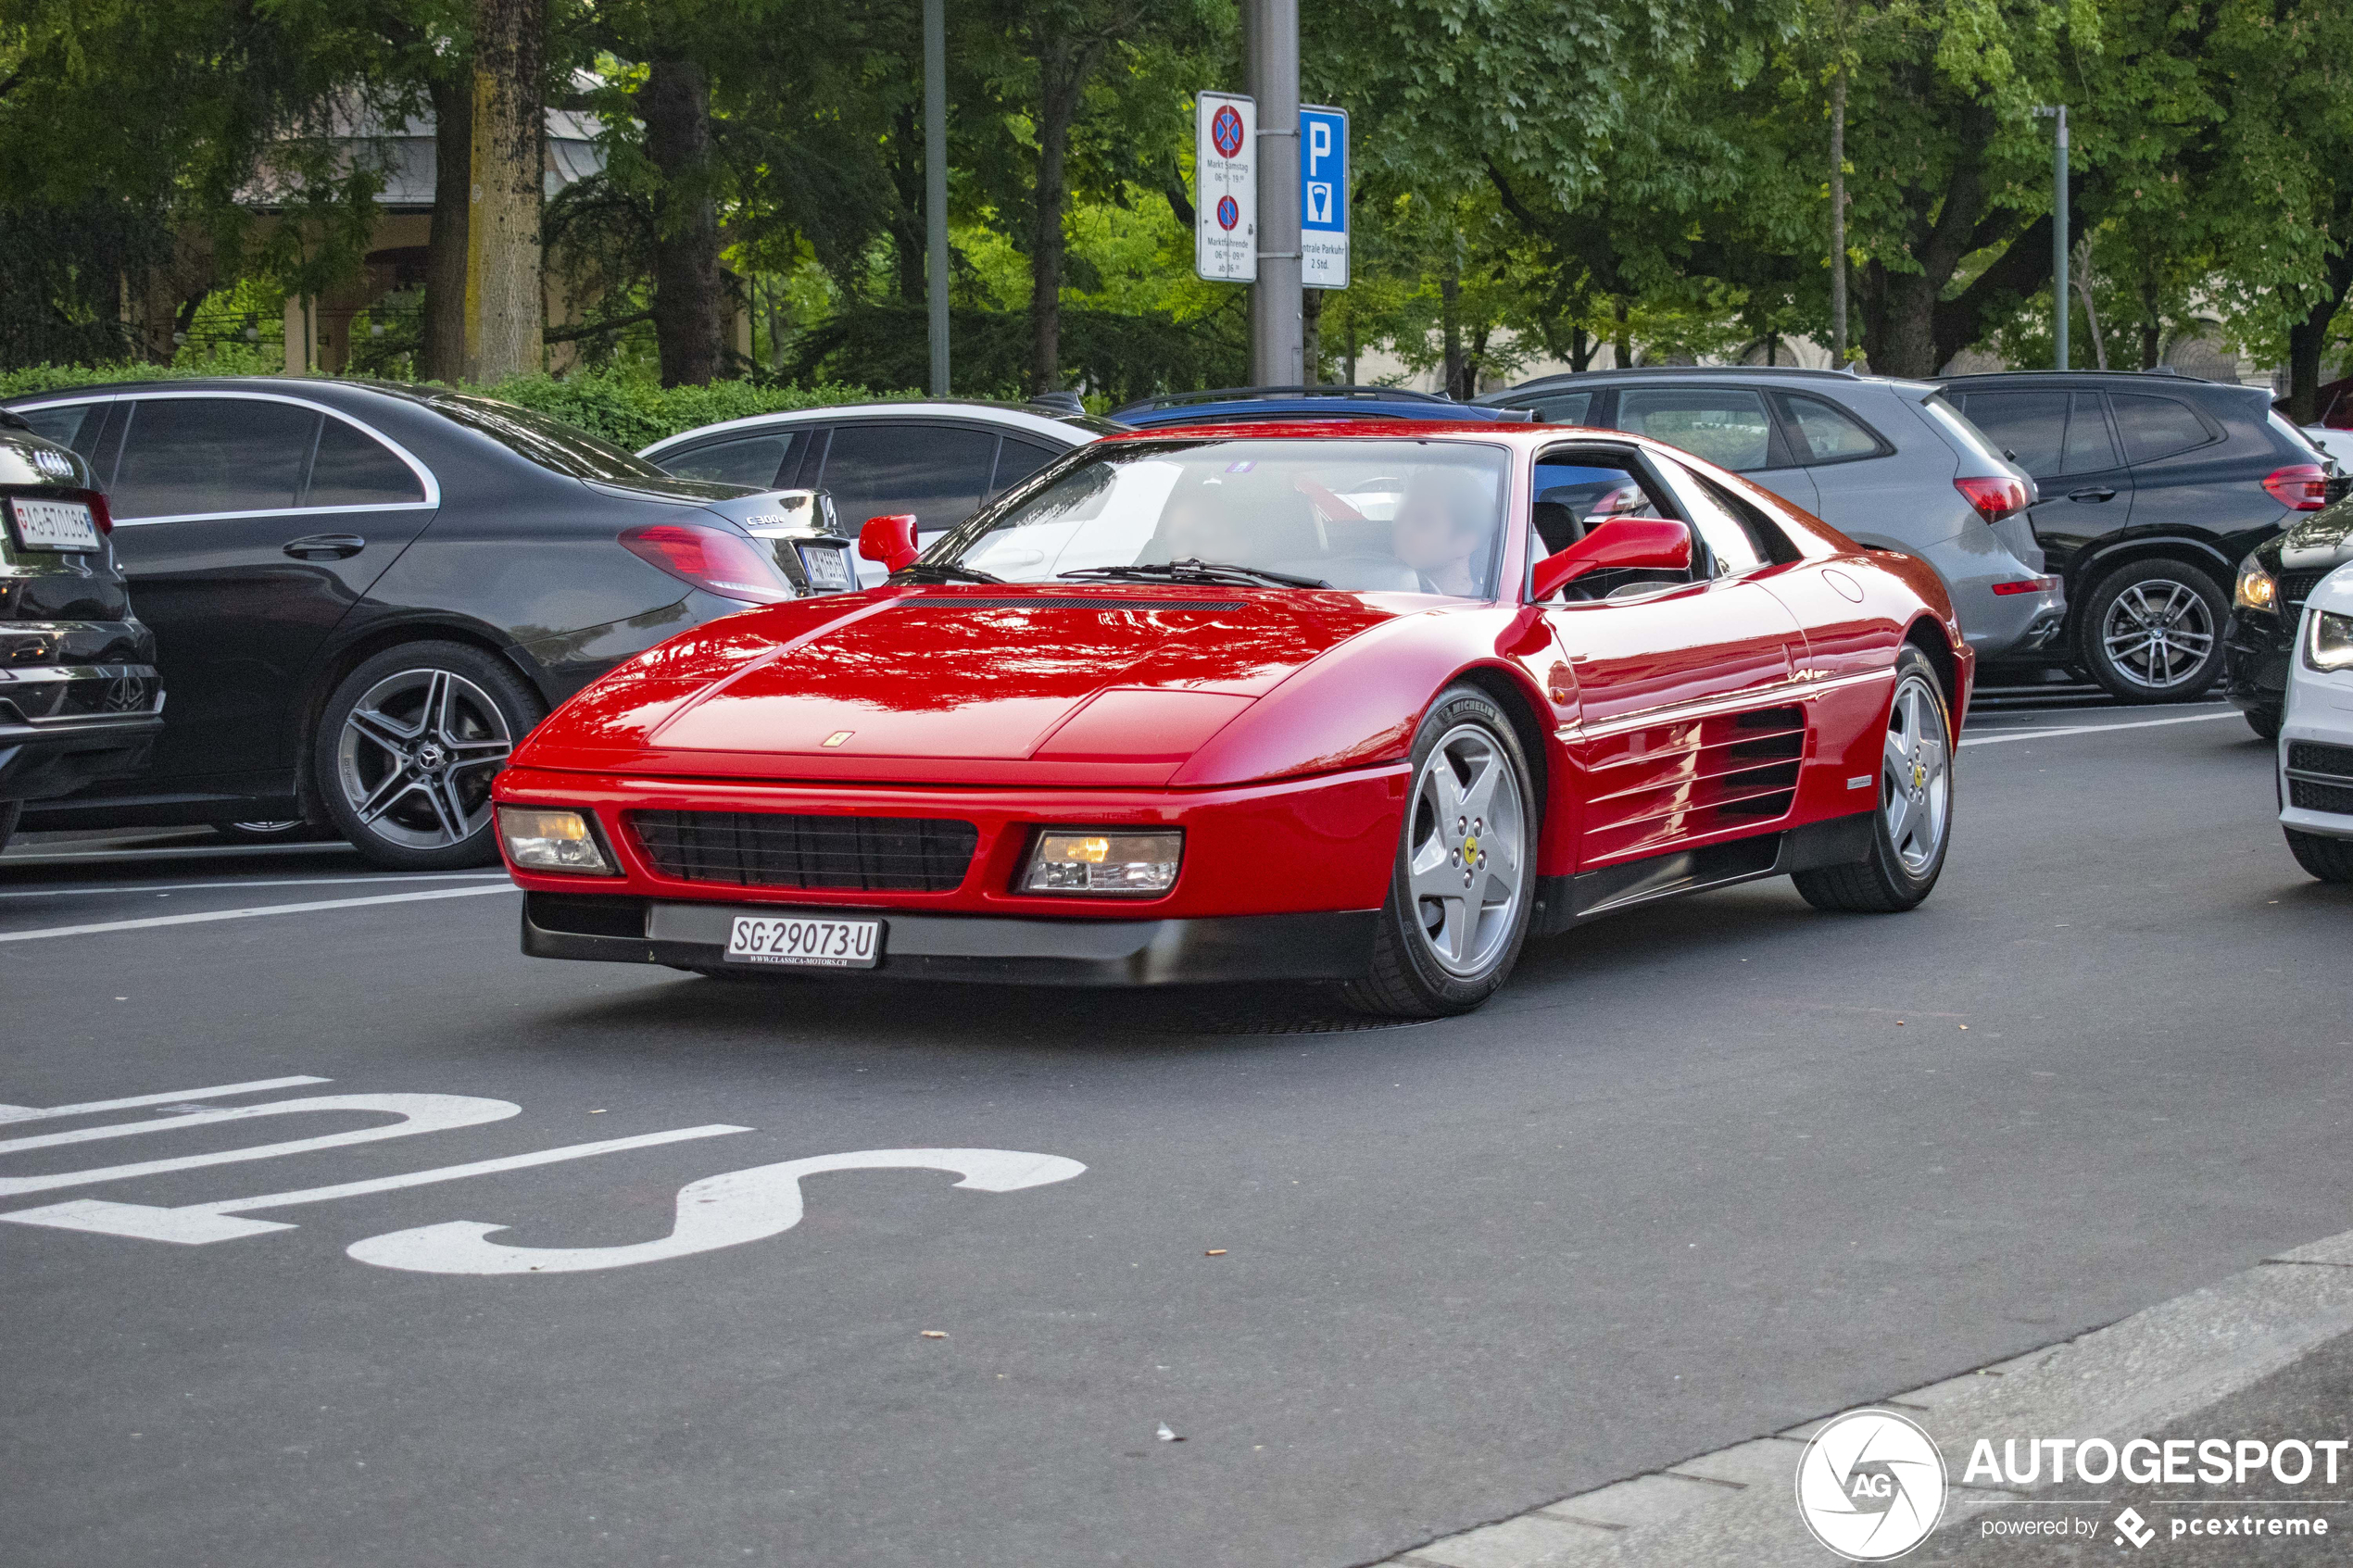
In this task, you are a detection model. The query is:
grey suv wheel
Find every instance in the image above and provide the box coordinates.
[316,642,542,871]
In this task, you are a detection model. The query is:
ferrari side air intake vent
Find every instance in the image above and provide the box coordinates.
[894,596,1246,612]
[630,809,980,893]
[1579,704,1807,859]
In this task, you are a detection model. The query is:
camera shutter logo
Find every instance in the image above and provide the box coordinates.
[1794,1409,1947,1561]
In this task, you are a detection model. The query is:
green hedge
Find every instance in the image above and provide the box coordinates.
[0,358,917,450]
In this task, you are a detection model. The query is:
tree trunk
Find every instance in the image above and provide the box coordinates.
[1344,307,1357,384]
[1570,325,1593,372]
[1028,47,1083,395]
[1440,257,1462,395]
[1828,63,1847,363]
[1860,263,1941,378]
[1612,296,1631,369]
[2139,277,2161,370]
[1302,288,1322,385]
[422,68,472,382]
[463,0,545,383]
[641,54,725,387]
[889,102,925,303]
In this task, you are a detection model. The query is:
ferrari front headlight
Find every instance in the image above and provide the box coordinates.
[2235,556,2278,612]
[1024,830,1182,894]
[497,807,616,874]
[2308,608,2353,672]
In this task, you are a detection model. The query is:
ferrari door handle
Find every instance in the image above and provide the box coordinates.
[2065,486,2117,503]
[283,533,366,560]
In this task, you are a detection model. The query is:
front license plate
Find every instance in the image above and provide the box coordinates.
[724,914,882,968]
[6,497,100,553]
[796,543,852,593]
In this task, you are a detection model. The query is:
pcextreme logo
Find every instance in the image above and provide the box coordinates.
[1795,1409,1950,1561]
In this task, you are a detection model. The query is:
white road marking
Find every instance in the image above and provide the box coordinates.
[1,1124,753,1244]
[0,1075,332,1125]
[0,883,517,943]
[1959,710,2245,747]
[347,1148,1088,1275]
[0,872,507,901]
[0,1093,519,1197]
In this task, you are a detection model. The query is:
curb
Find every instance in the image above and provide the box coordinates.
[1375,1234,2353,1567]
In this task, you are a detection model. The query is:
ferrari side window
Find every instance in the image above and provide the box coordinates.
[1654,458,1768,575]
[1530,451,1693,601]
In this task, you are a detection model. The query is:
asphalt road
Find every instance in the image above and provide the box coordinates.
[6,696,2347,1568]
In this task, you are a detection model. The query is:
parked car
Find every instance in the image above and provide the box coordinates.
[2275,558,2353,882]
[1479,366,2061,664]
[494,420,1969,1018]
[1111,385,1529,430]
[0,413,164,853]
[2231,498,2353,738]
[640,399,1123,585]
[3,379,859,870]
[1936,370,2332,702]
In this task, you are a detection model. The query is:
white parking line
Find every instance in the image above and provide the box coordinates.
[0,1075,332,1124]
[1959,710,2246,747]
[0,883,518,944]
[0,872,509,901]
[2,1123,753,1244]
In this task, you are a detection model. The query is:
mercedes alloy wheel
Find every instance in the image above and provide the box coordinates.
[317,642,541,870]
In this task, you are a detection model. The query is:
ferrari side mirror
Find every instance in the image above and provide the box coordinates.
[1530,516,1692,601]
[858,513,922,573]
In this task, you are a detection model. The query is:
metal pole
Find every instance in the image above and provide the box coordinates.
[924,0,950,396]
[1247,0,1302,385]
[2052,106,2068,371]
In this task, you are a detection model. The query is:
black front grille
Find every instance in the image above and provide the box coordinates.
[2280,569,2332,609]
[631,809,978,892]
[2289,777,2353,816]
[2287,740,2353,781]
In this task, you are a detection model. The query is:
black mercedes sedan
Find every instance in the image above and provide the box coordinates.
[0,413,164,852]
[3,379,856,869]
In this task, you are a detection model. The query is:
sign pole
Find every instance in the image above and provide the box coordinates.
[1246,0,1302,386]
[924,0,950,396]
[2036,104,2068,371]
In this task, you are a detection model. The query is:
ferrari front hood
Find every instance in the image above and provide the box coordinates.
[643,586,1395,768]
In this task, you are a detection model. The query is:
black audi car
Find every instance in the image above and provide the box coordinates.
[1935,370,2334,702]
[4,379,855,869]
[0,413,165,852]
[2228,500,2353,738]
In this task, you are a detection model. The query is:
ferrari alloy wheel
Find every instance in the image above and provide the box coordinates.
[1793,646,1954,913]
[2080,560,2225,703]
[1347,687,1537,1017]
[317,642,542,871]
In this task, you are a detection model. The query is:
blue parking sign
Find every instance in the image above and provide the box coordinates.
[1300,106,1348,289]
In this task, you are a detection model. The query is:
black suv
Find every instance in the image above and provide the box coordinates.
[1934,370,2333,702]
[0,413,164,851]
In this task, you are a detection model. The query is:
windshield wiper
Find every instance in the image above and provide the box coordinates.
[1060,558,1330,590]
[892,561,1004,584]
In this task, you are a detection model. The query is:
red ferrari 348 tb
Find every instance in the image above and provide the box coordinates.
[493,422,1969,1016]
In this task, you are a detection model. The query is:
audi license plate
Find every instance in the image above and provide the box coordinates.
[797,543,852,592]
[6,496,100,553]
[725,914,881,968]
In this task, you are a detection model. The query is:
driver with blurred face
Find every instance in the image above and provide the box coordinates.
[1391,467,1491,596]
[1154,479,1258,564]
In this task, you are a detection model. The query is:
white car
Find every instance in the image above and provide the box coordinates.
[2301,424,2353,469]
[2279,558,2353,882]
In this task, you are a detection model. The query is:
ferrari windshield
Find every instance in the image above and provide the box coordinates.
[930,438,1513,597]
